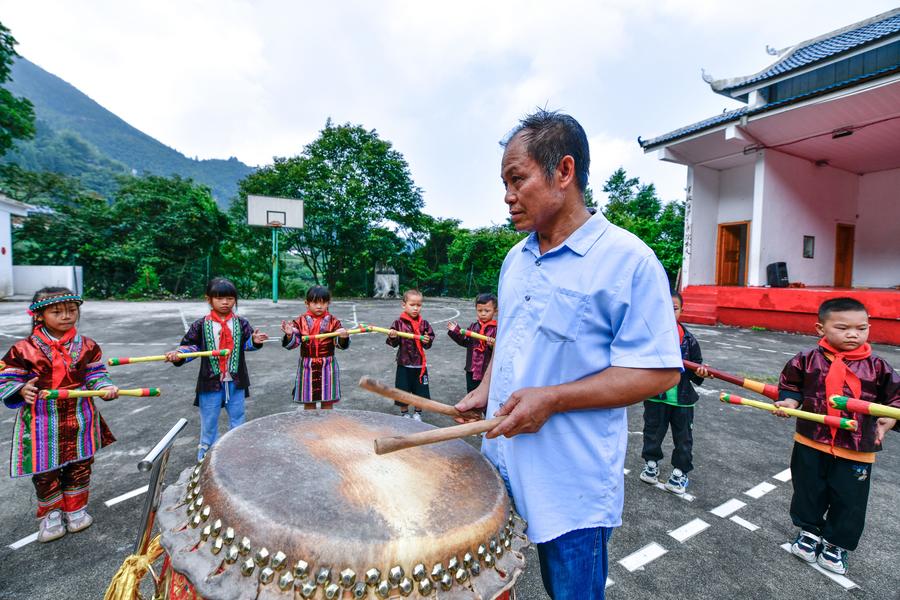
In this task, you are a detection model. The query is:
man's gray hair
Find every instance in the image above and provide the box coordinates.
[502,109,590,192]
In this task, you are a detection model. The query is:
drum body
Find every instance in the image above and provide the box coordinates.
[157,410,527,599]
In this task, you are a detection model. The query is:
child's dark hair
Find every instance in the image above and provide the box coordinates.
[671,290,683,305]
[818,297,867,322]
[30,286,79,329]
[206,278,239,300]
[306,285,331,303]
[475,292,498,308]
[403,288,423,302]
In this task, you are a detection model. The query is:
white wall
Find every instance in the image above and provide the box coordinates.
[756,150,859,286]
[14,266,83,298]
[0,211,12,297]
[855,167,900,287]
[684,165,719,286]
[717,162,754,224]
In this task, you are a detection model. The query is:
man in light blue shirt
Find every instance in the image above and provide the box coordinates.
[456,110,682,599]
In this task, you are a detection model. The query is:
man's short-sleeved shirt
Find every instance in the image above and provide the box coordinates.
[483,212,681,543]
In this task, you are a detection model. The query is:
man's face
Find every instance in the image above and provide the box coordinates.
[815,310,869,352]
[501,133,564,232]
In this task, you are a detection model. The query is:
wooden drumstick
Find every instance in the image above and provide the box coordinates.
[375,417,506,455]
[358,376,482,420]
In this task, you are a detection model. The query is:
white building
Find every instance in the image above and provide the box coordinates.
[641,9,900,344]
[0,193,32,297]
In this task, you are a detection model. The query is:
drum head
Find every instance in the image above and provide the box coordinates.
[157,410,527,599]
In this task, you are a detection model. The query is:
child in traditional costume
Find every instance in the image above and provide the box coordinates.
[387,289,434,420]
[639,291,710,494]
[165,278,267,461]
[447,292,498,393]
[776,297,899,575]
[281,285,349,409]
[0,287,119,542]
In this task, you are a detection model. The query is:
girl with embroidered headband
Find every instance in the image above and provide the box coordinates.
[0,286,119,543]
[165,278,268,461]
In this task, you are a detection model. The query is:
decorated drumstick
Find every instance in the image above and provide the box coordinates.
[830,395,900,420]
[375,417,506,455]
[42,388,161,400]
[302,325,373,342]
[459,329,495,343]
[358,376,483,420]
[684,359,778,401]
[720,392,857,431]
[108,349,230,366]
[361,324,430,343]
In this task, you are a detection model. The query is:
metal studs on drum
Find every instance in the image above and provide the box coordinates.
[398,578,413,596]
[430,564,445,582]
[211,537,224,555]
[271,551,287,571]
[240,558,255,577]
[364,568,381,587]
[462,553,474,569]
[418,578,434,595]
[298,581,317,599]
[224,546,239,564]
[211,519,223,537]
[503,537,512,549]
[412,563,426,582]
[455,568,469,584]
[439,572,453,591]
[199,505,211,522]
[339,568,356,588]
[190,513,202,528]
[495,543,505,558]
[278,571,294,591]
[375,580,391,598]
[484,553,495,568]
[222,527,235,545]
[324,583,341,599]
[254,547,270,568]
[351,582,367,599]
[238,537,251,556]
[489,538,498,553]
[476,544,487,560]
[315,566,332,586]
[388,566,404,586]
[470,561,482,577]
[259,567,275,585]
[294,560,310,580]
[447,556,460,572]
[200,524,212,541]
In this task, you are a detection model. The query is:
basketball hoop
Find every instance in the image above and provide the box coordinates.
[268,220,284,229]
[246,195,303,304]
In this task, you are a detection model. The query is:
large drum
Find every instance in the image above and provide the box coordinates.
[156,410,528,599]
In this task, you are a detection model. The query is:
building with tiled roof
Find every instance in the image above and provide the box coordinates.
[640,9,900,344]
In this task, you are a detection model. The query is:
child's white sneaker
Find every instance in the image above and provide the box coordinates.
[665,468,689,494]
[412,412,422,422]
[38,509,66,542]
[65,508,93,533]
[639,461,659,484]
[790,530,820,563]
[817,540,848,574]
[401,412,411,419]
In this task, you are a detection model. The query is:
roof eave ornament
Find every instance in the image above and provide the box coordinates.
[701,68,714,84]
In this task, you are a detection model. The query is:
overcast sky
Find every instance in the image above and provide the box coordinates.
[1,1,894,226]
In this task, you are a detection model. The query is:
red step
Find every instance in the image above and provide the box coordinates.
[681,286,718,326]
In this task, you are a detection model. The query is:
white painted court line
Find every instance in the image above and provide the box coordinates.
[104,485,149,507]
[668,518,710,543]
[781,351,796,356]
[734,344,752,349]
[773,468,792,482]
[714,341,732,346]
[710,498,746,518]
[758,348,777,353]
[730,515,759,531]
[744,481,777,499]
[605,578,614,589]
[623,468,630,475]
[618,542,667,572]
[9,532,38,549]
[779,543,858,590]
[350,304,359,327]
[130,405,152,415]
[178,307,189,333]
[654,482,695,502]
[431,307,461,325]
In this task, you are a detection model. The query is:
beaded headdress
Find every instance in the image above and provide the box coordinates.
[28,293,83,313]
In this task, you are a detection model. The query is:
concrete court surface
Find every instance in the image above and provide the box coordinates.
[0,298,897,599]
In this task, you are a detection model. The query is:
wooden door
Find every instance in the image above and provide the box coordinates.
[834,224,855,288]
[716,222,748,286]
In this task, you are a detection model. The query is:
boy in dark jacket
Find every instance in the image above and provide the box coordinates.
[775,297,899,575]
[639,291,709,494]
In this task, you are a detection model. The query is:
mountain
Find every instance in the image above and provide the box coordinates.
[3,57,255,205]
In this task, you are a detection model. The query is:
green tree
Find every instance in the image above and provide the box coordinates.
[0,22,35,156]
[602,167,684,280]
[238,120,424,295]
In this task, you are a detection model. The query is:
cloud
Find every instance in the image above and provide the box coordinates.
[588,132,688,205]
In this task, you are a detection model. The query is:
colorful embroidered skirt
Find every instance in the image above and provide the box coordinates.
[293,356,341,404]
[10,397,115,478]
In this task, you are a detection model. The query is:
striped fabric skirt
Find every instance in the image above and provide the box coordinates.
[293,356,341,404]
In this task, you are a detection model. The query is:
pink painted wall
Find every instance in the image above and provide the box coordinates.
[855,167,900,288]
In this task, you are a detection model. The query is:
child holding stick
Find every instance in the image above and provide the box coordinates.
[281,285,349,409]
[775,297,899,575]
[0,287,119,542]
[165,278,267,460]
[639,291,710,494]
[387,289,434,420]
[447,292,498,393]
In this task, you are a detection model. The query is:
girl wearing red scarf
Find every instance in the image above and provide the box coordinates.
[387,289,434,420]
[1,287,119,542]
[166,278,268,461]
[776,297,900,575]
[281,285,349,409]
[448,293,498,393]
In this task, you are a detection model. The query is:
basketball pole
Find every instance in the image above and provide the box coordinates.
[271,225,279,303]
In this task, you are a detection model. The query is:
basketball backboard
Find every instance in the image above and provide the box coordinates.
[247,195,304,228]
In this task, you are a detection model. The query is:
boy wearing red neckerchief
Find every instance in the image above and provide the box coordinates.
[387,289,434,420]
[447,292,498,393]
[777,297,899,575]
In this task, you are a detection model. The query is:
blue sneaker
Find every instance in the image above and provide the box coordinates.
[639,461,659,484]
[664,468,689,494]
[790,530,820,563]
[817,540,848,575]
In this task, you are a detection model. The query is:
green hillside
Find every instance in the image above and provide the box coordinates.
[3,57,254,205]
